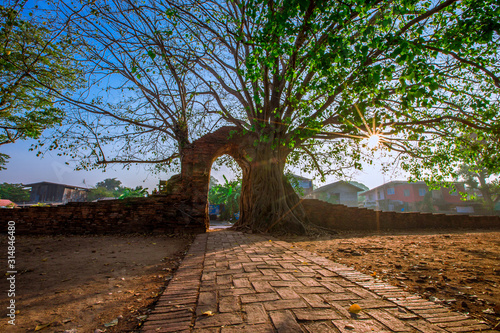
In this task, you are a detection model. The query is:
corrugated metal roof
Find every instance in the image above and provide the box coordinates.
[23,181,89,190]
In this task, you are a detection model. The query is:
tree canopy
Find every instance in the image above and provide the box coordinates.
[168,0,499,177]
[0,182,30,202]
[0,3,82,168]
[96,178,122,192]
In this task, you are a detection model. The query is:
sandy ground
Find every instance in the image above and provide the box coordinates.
[281,229,500,329]
[0,234,193,333]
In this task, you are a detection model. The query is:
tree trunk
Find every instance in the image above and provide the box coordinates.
[477,171,494,211]
[233,145,309,235]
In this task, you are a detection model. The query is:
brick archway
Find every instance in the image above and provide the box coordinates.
[168,127,248,231]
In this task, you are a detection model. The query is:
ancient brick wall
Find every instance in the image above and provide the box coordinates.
[0,127,246,235]
[0,195,205,235]
[302,199,500,231]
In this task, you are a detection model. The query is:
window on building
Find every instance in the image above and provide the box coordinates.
[404,189,410,197]
[387,188,395,195]
[418,188,427,196]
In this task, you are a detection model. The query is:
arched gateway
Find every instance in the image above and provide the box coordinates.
[166,127,248,231]
[166,126,309,234]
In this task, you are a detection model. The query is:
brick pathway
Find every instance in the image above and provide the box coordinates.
[142,231,493,332]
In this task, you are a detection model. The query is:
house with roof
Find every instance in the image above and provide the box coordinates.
[360,180,476,213]
[24,181,89,205]
[308,181,367,207]
[0,199,18,208]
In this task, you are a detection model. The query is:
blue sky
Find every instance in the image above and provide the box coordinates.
[0,138,399,191]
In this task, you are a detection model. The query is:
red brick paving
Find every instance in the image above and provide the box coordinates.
[142,231,492,332]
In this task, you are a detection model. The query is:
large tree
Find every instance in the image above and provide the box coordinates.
[46,0,499,234]
[166,0,499,233]
[0,2,82,168]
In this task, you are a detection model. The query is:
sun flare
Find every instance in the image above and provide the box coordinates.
[367,134,381,148]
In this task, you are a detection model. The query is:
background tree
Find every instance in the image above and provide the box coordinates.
[0,182,30,202]
[208,176,241,220]
[458,164,499,211]
[87,178,149,201]
[87,186,114,202]
[95,178,122,192]
[454,133,500,212]
[0,2,82,168]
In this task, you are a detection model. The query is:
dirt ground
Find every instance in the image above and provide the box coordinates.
[281,229,500,329]
[0,234,193,333]
[1,229,499,332]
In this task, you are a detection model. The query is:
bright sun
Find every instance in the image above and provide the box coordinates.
[367,134,380,148]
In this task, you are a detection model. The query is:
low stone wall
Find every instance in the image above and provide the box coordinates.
[0,195,206,235]
[302,199,500,231]
[4,196,498,236]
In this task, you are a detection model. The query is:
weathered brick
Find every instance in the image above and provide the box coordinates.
[195,313,244,329]
[241,292,280,304]
[365,309,412,331]
[332,319,391,333]
[264,299,308,311]
[220,323,275,332]
[436,319,490,329]
[303,321,338,333]
[276,287,301,299]
[219,296,240,313]
[319,281,345,293]
[347,287,381,299]
[233,278,252,289]
[413,307,454,315]
[269,310,304,333]
[294,286,330,294]
[297,277,322,287]
[323,292,361,302]
[300,293,330,308]
[384,307,419,320]
[277,273,297,281]
[293,309,342,321]
[243,303,269,324]
[355,299,396,309]
[446,324,493,332]
[407,320,449,332]
[197,291,217,315]
[217,274,232,285]
[252,281,274,293]
[427,315,471,323]
[269,281,304,288]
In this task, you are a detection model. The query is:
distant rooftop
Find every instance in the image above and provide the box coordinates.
[24,181,89,190]
[313,181,366,193]
[359,180,466,195]
[0,199,17,207]
[289,174,312,181]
